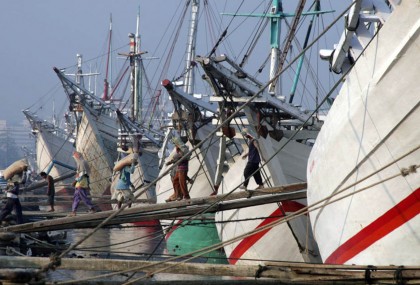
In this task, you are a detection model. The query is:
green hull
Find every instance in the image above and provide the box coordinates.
[165,214,228,264]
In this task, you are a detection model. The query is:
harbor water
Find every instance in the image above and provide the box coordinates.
[37,221,231,283]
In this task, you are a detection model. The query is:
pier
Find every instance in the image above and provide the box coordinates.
[2,183,307,233]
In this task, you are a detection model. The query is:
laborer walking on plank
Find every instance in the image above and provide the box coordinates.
[68,151,96,216]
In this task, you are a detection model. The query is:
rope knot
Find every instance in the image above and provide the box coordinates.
[42,253,61,272]
[394,266,406,285]
[401,165,417,177]
[409,165,417,174]
[364,265,376,284]
[255,264,268,279]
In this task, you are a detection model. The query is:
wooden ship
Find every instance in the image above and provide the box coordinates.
[0,1,418,284]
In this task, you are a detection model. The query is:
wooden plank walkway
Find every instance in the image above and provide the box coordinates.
[1,183,307,233]
[19,198,153,207]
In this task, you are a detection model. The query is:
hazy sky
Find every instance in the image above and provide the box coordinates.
[0,0,168,125]
[0,0,345,126]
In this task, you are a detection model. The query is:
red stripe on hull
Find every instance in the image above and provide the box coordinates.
[228,201,305,264]
[132,219,161,227]
[165,219,184,241]
[325,187,420,264]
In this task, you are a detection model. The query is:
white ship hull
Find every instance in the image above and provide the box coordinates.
[75,105,119,198]
[36,130,75,180]
[131,143,160,202]
[216,136,320,265]
[23,110,76,183]
[307,0,420,265]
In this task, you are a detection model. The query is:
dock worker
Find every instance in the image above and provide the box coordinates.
[240,129,265,191]
[40,172,55,212]
[165,137,191,201]
[112,147,136,209]
[69,151,96,216]
[0,174,24,225]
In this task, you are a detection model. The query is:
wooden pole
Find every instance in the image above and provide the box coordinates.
[53,281,294,285]
[0,256,419,284]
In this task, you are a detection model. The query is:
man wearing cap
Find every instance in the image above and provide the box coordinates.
[240,129,264,191]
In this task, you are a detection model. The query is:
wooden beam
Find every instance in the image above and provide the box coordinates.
[54,281,285,285]
[0,256,281,278]
[0,256,419,284]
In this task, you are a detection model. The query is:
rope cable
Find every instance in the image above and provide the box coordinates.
[49,1,359,281]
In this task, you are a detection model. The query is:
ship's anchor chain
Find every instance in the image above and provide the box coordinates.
[400,165,417,177]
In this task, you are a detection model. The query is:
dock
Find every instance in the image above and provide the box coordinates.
[1,183,307,233]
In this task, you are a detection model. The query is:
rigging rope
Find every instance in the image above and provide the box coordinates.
[54,154,419,285]
[239,2,271,68]
[47,1,364,281]
[207,0,244,57]
[235,0,389,214]
[126,161,420,284]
